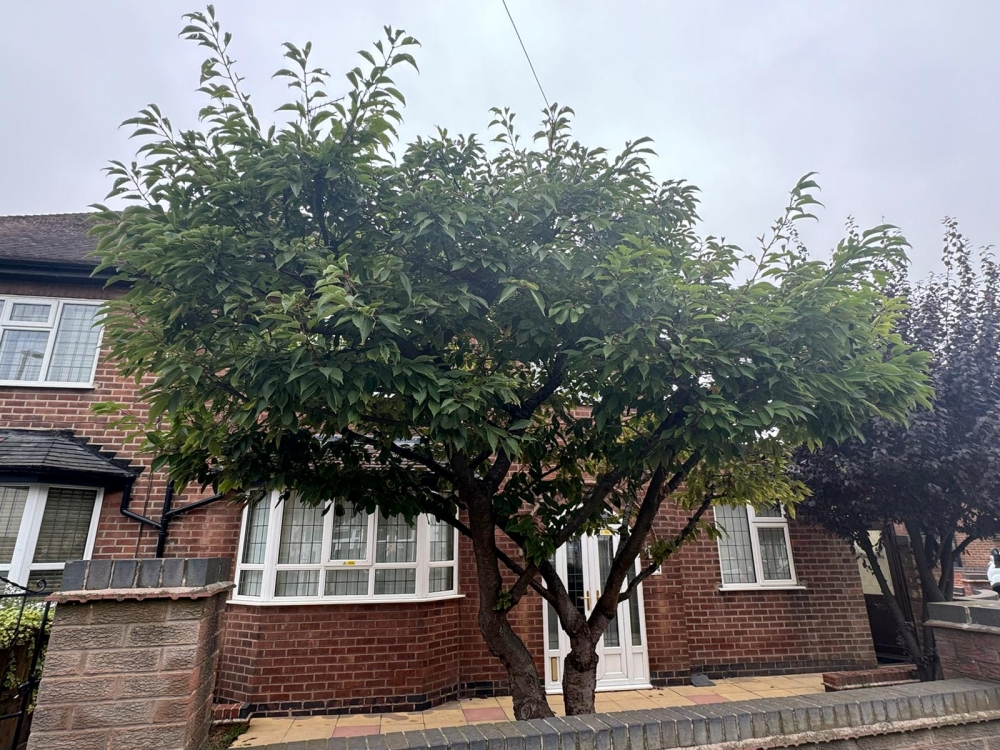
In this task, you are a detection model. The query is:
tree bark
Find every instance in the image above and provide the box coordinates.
[563,635,599,715]
[454,460,553,720]
[857,533,935,681]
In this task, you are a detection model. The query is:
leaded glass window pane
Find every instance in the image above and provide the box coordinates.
[0,330,49,381]
[375,514,416,563]
[9,303,50,323]
[374,568,416,595]
[755,504,784,518]
[277,499,323,564]
[759,527,792,581]
[716,505,756,585]
[428,518,454,562]
[241,499,269,565]
[274,570,319,596]
[330,502,368,560]
[0,487,28,565]
[428,567,453,593]
[325,568,370,596]
[238,570,263,597]
[46,304,101,383]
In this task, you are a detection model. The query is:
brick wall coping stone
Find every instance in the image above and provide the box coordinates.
[254,678,1000,750]
[48,579,233,604]
[58,556,233,593]
[927,600,1000,635]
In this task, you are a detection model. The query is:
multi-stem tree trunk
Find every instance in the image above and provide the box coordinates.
[857,533,935,681]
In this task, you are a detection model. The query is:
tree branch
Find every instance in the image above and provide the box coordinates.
[617,488,715,603]
[483,352,567,494]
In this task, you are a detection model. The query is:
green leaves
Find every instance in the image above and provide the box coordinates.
[93,8,931,633]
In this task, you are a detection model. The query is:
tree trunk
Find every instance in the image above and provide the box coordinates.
[563,636,599,715]
[857,533,935,681]
[457,473,553,719]
[478,605,553,719]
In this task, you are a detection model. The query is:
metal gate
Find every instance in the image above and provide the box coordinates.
[0,578,53,750]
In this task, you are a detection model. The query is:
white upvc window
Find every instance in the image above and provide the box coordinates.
[233,492,459,604]
[714,504,797,589]
[0,295,104,387]
[0,484,104,591]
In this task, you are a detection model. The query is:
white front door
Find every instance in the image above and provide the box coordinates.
[543,531,651,692]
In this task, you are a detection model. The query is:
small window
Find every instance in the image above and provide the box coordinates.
[233,493,459,603]
[715,504,796,588]
[0,484,102,590]
[0,295,103,386]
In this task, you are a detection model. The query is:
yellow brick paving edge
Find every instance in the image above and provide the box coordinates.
[232,672,827,747]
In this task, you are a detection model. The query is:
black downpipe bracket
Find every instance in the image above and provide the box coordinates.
[119,480,226,557]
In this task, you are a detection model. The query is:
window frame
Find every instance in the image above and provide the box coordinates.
[0,294,105,388]
[715,504,800,591]
[0,483,104,588]
[231,491,461,605]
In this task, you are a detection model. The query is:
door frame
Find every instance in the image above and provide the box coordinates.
[542,530,652,693]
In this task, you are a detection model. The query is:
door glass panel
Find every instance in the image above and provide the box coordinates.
[596,535,620,647]
[566,538,585,615]
[627,566,642,646]
[547,602,560,650]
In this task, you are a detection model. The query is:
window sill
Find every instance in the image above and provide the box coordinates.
[226,592,466,607]
[718,584,807,592]
[0,381,96,389]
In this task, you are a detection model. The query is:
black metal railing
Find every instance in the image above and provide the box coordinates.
[0,577,52,750]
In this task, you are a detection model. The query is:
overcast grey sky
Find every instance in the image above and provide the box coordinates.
[2,2,997,277]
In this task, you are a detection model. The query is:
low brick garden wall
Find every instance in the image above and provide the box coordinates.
[27,558,232,750]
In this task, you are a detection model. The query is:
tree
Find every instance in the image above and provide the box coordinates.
[795,219,1000,681]
[93,6,932,717]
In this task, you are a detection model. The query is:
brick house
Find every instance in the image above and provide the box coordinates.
[0,213,877,716]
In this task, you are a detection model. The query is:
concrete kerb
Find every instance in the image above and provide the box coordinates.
[257,679,1000,750]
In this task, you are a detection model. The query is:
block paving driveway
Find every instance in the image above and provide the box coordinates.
[233,673,826,747]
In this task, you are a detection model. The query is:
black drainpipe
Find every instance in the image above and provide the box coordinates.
[120,480,226,558]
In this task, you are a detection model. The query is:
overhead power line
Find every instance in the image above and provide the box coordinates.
[501,0,551,111]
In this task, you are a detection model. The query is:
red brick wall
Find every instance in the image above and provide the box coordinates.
[0,279,241,564]
[213,509,875,715]
[3,279,874,714]
[667,511,876,679]
[216,600,464,715]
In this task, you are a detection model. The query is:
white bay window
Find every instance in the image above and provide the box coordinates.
[234,493,459,603]
[0,484,103,590]
[715,504,797,589]
[0,295,104,387]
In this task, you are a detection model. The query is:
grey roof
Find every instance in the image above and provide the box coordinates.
[0,429,137,482]
[0,213,99,266]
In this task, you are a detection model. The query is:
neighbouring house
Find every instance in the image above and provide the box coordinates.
[0,213,878,717]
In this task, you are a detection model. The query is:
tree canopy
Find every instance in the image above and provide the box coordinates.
[94,6,933,716]
[795,219,1000,679]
